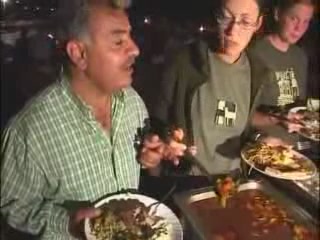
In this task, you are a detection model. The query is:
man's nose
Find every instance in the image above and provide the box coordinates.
[128,38,140,57]
[294,21,306,33]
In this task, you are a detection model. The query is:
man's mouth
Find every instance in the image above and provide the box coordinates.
[290,34,300,40]
[124,59,135,73]
[225,39,238,47]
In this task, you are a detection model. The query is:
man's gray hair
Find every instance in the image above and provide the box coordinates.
[56,0,127,43]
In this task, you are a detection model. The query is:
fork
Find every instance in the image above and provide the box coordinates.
[146,183,177,216]
[295,141,311,151]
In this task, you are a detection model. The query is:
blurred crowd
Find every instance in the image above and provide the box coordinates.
[1,8,319,131]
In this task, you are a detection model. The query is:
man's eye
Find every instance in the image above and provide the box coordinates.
[290,16,298,22]
[242,20,252,26]
[220,16,233,24]
[224,16,233,21]
[114,39,124,46]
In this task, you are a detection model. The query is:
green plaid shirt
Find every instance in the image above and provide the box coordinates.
[1,74,148,239]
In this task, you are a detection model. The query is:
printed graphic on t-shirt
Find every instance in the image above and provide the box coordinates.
[275,68,299,106]
[215,100,237,127]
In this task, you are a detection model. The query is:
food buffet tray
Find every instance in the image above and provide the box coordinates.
[266,173,319,219]
[294,173,319,202]
[174,179,318,240]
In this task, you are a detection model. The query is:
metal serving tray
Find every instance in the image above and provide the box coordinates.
[293,173,319,202]
[174,179,319,240]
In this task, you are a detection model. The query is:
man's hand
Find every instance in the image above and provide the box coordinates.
[69,208,101,239]
[163,138,187,165]
[251,111,280,128]
[285,112,304,133]
[139,135,165,169]
[260,136,291,147]
[139,134,187,169]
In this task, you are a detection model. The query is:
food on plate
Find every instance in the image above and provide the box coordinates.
[296,109,320,141]
[216,177,237,208]
[90,199,169,240]
[188,189,318,240]
[242,143,314,178]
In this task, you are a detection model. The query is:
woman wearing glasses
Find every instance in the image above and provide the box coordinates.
[151,0,271,175]
[248,0,315,107]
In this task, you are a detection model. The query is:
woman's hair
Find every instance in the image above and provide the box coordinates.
[203,0,266,51]
[276,0,316,14]
[255,0,268,15]
[213,0,267,17]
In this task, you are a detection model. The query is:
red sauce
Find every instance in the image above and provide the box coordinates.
[188,190,318,240]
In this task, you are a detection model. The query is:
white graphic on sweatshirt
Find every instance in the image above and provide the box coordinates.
[215,100,237,127]
[275,68,299,106]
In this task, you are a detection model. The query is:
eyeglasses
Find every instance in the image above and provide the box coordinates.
[216,14,259,30]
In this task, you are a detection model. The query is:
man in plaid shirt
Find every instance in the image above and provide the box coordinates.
[1,0,186,239]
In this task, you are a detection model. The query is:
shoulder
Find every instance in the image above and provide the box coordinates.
[247,37,268,55]
[123,87,148,116]
[290,45,307,63]
[3,82,66,138]
[1,82,66,162]
[124,87,145,104]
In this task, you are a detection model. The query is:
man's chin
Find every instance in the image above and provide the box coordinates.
[220,47,241,56]
[117,78,133,89]
[288,38,299,45]
[282,35,300,45]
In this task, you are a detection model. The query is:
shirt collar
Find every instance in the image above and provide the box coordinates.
[58,67,127,121]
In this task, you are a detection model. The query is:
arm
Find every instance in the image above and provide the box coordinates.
[1,128,72,239]
[251,111,280,128]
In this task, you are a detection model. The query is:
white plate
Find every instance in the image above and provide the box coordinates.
[84,193,183,240]
[289,106,320,141]
[241,145,317,181]
[289,106,307,113]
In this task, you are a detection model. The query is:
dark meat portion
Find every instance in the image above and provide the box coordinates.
[90,199,167,240]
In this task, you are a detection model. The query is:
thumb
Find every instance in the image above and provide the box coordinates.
[174,159,180,166]
[74,208,101,222]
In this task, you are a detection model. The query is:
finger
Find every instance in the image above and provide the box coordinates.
[141,159,160,169]
[172,128,184,142]
[73,208,101,222]
[143,136,163,150]
[141,143,165,155]
[169,141,187,151]
[286,144,294,150]
[173,159,180,166]
[172,147,185,157]
[287,112,303,120]
[163,149,181,162]
[269,115,280,124]
[140,151,162,169]
[145,134,160,142]
[142,141,164,152]
[288,124,303,133]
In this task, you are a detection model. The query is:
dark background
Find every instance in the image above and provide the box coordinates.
[1,0,319,130]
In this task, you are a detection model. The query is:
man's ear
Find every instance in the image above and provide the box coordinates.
[255,15,263,32]
[66,40,88,70]
[274,8,280,22]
